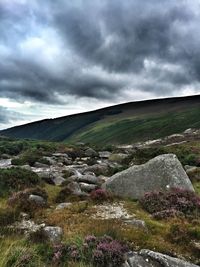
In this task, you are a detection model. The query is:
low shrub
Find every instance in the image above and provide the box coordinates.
[153,209,184,220]
[90,189,111,202]
[51,235,129,267]
[140,188,200,218]
[0,168,41,196]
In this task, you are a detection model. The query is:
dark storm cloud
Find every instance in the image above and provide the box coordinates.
[0,0,200,108]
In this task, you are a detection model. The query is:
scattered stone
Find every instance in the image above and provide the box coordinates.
[56,202,72,210]
[79,182,97,192]
[92,202,132,220]
[84,163,110,176]
[109,153,129,164]
[28,194,46,206]
[0,159,11,168]
[103,154,194,199]
[13,219,45,234]
[124,219,147,231]
[53,176,66,186]
[99,151,111,159]
[85,148,98,157]
[77,174,98,184]
[43,226,63,243]
[34,162,49,168]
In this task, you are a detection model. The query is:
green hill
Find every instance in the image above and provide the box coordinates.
[1,95,200,145]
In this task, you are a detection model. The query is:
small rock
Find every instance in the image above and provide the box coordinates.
[124,219,147,231]
[77,174,98,184]
[34,162,49,168]
[85,148,98,157]
[79,182,97,192]
[56,202,72,210]
[28,194,46,206]
[99,151,111,159]
[53,176,66,186]
[43,226,63,243]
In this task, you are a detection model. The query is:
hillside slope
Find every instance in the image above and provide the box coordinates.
[1,95,200,145]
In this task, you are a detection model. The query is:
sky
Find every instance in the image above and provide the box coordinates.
[0,0,200,129]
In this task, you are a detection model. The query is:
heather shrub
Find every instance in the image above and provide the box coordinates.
[140,188,200,218]
[90,189,111,202]
[153,209,184,220]
[8,187,48,213]
[0,168,40,196]
[51,235,129,266]
[93,239,128,266]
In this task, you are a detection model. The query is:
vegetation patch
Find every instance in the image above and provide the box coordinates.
[0,168,41,196]
[140,188,200,219]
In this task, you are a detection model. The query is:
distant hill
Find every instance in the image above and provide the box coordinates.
[1,95,200,145]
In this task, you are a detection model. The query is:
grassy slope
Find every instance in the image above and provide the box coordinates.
[1,95,200,145]
[68,107,200,145]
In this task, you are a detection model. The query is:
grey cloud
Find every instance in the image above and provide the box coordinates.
[0,0,200,109]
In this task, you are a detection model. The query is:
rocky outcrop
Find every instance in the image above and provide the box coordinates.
[103,154,194,199]
[124,249,199,267]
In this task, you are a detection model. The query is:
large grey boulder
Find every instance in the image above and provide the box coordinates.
[103,154,194,199]
[126,249,198,267]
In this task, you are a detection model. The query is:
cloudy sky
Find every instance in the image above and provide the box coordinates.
[0,0,200,129]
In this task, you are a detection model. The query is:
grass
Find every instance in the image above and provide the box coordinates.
[1,97,200,145]
[0,136,200,265]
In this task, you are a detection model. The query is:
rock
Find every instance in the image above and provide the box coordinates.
[77,174,98,184]
[184,165,196,171]
[99,151,111,159]
[13,219,45,234]
[28,194,46,206]
[53,176,66,186]
[0,159,11,168]
[79,182,97,192]
[66,181,89,197]
[109,153,129,164]
[67,181,82,193]
[124,219,147,231]
[52,153,69,158]
[103,154,194,199]
[43,226,63,243]
[85,148,98,157]
[166,134,185,140]
[43,156,57,165]
[34,162,49,168]
[127,251,150,267]
[84,163,110,176]
[129,249,199,267]
[56,202,72,210]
